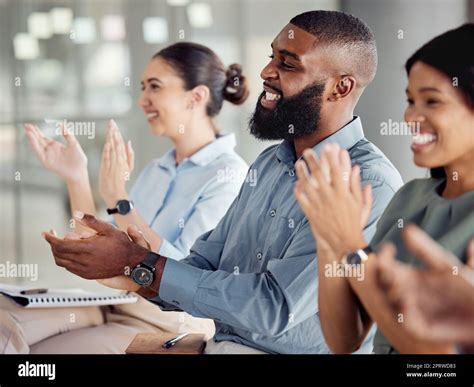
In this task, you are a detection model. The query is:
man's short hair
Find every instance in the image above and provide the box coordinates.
[290,10,378,87]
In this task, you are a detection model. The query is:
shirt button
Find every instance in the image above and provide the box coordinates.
[256,252,263,260]
[269,209,276,217]
[288,169,295,177]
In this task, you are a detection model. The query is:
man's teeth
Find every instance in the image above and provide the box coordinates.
[412,133,437,145]
[265,91,281,101]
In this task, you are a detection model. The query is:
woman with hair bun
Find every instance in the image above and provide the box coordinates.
[8,42,250,353]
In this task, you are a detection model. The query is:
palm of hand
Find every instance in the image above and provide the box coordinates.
[43,139,87,181]
[25,124,87,182]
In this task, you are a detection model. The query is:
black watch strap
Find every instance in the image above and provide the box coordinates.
[140,251,161,270]
[106,199,134,215]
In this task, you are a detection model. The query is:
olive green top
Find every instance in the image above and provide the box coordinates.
[368,177,474,354]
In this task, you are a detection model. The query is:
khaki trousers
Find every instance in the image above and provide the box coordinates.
[0,294,215,354]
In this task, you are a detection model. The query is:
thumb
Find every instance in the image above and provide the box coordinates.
[73,211,113,234]
[61,123,78,146]
[127,224,151,250]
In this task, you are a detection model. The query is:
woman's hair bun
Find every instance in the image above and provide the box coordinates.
[223,63,249,105]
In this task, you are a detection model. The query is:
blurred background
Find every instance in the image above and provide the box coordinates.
[0,0,472,289]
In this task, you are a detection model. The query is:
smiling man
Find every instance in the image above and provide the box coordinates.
[40,11,403,354]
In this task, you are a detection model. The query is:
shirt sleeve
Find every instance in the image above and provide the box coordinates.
[152,177,400,334]
[155,219,318,336]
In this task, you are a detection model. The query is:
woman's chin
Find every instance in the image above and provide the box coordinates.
[412,154,442,171]
[150,125,166,136]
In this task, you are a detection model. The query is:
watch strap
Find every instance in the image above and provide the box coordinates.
[140,251,161,271]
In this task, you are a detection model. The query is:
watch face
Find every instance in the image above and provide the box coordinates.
[131,267,154,287]
[345,252,362,265]
[117,200,132,215]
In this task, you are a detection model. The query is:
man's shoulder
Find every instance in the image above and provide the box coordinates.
[349,138,404,192]
[249,143,282,167]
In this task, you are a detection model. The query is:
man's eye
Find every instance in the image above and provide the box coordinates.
[406,98,414,105]
[150,84,160,90]
[426,99,440,105]
[268,54,274,59]
[279,62,294,70]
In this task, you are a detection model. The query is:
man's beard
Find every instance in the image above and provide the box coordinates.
[249,81,326,141]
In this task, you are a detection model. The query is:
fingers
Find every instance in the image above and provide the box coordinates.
[127,224,151,250]
[61,122,78,147]
[101,142,111,172]
[108,122,116,163]
[43,231,86,258]
[301,149,328,192]
[126,140,135,172]
[295,158,318,189]
[294,182,315,218]
[30,124,52,148]
[110,119,125,143]
[402,224,459,271]
[109,119,127,165]
[25,124,47,163]
[360,184,373,227]
[73,211,114,234]
[376,242,413,306]
[338,148,352,188]
[466,239,474,270]
[376,242,398,289]
[323,144,344,189]
[350,165,362,200]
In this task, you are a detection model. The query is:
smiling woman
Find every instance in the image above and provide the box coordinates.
[11,41,250,354]
[294,23,474,355]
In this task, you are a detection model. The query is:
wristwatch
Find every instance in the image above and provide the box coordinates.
[130,251,161,288]
[342,246,373,266]
[107,199,134,215]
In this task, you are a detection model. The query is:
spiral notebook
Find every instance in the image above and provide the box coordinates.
[0,284,138,308]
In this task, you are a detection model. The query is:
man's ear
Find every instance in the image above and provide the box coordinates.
[328,76,356,101]
[187,85,210,110]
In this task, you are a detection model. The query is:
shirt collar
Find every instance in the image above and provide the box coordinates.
[158,133,237,169]
[276,116,365,167]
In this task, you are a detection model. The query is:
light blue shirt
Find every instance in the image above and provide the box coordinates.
[151,117,404,354]
[128,134,248,260]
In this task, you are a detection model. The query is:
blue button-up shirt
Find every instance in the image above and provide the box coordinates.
[151,117,403,354]
[128,133,248,260]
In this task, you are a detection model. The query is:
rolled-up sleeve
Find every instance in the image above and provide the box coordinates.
[156,220,318,336]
